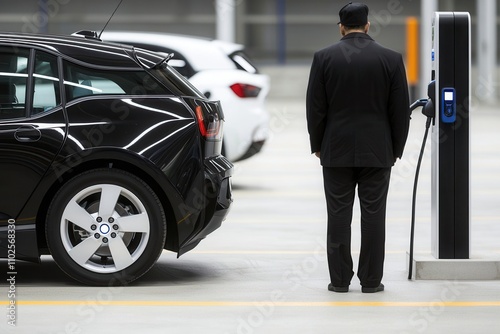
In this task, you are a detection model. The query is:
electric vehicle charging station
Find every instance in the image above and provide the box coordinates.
[430,12,471,260]
[407,12,482,279]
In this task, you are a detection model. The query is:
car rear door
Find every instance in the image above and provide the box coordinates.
[0,47,66,223]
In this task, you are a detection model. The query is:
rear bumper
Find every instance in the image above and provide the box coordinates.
[233,139,265,162]
[178,155,233,256]
[222,103,269,161]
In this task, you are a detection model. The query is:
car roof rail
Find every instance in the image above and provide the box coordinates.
[71,30,101,41]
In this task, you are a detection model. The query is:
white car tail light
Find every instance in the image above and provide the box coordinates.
[230,83,261,98]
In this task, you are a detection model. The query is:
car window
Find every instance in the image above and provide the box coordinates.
[229,51,259,74]
[63,61,170,102]
[0,47,29,120]
[33,51,61,115]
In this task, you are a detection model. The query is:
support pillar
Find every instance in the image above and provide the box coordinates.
[216,0,236,43]
[477,0,497,103]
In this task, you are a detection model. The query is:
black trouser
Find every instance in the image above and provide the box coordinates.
[322,167,391,288]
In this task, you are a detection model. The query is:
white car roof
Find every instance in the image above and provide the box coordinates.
[101,31,243,71]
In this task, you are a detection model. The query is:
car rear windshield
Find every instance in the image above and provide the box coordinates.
[229,51,259,74]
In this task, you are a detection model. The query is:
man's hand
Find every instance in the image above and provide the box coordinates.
[315,152,321,158]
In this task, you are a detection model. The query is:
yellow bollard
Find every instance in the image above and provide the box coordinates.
[406,16,419,100]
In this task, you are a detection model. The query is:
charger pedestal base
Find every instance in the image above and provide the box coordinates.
[407,253,500,280]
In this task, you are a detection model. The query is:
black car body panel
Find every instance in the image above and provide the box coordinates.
[0,32,232,283]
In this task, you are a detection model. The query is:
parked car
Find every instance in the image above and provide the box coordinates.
[101,31,270,162]
[0,31,233,285]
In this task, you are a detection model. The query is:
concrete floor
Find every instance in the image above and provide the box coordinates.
[1,71,500,333]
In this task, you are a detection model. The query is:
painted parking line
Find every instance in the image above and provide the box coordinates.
[224,216,500,224]
[1,301,500,307]
[189,250,500,255]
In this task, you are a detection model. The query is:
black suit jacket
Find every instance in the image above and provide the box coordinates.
[306,33,410,167]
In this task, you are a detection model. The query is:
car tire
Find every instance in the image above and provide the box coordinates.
[46,168,166,286]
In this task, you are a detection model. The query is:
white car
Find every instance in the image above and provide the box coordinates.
[101,31,270,162]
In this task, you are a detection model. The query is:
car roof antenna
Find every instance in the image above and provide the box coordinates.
[98,0,123,39]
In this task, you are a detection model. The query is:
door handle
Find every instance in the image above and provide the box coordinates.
[14,126,41,142]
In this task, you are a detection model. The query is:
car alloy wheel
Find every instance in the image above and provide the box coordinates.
[46,169,166,285]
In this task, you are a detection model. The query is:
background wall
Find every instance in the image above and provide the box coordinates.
[0,0,498,100]
[0,0,496,63]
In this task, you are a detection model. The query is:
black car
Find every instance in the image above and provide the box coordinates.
[0,31,233,285]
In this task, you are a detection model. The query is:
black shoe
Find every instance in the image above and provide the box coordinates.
[361,283,384,293]
[328,283,349,293]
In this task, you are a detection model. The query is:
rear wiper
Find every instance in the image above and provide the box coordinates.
[153,53,175,69]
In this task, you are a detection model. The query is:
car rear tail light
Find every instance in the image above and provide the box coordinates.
[230,83,261,98]
[194,104,222,141]
[185,98,224,141]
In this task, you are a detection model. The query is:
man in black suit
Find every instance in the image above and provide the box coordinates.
[306,2,410,293]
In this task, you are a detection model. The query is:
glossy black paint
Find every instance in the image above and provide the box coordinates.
[0,32,233,263]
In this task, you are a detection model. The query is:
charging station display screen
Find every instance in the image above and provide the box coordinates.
[441,88,456,123]
[444,91,454,101]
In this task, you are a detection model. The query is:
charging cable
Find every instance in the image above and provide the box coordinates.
[407,92,435,280]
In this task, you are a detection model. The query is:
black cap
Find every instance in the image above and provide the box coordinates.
[338,2,369,26]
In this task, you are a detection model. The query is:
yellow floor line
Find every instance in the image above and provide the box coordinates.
[190,250,328,254]
[1,301,499,307]
[189,250,500,254]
